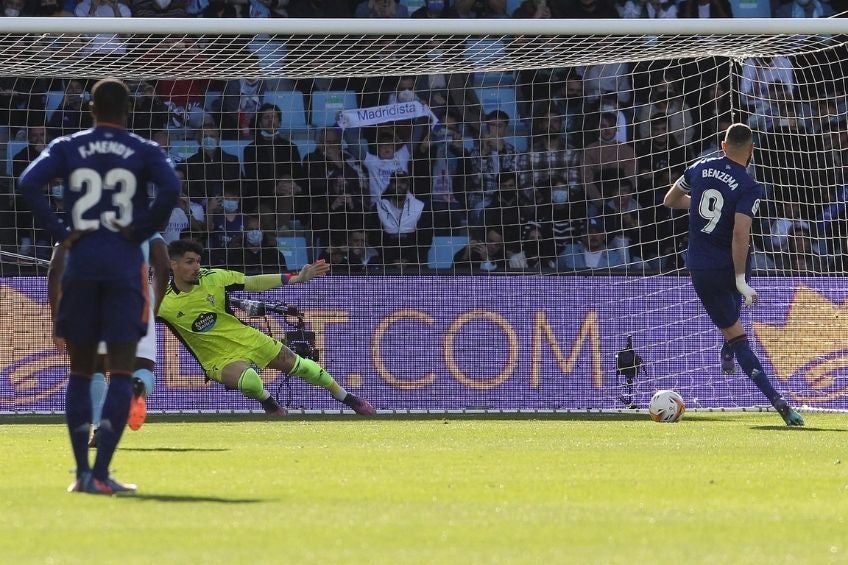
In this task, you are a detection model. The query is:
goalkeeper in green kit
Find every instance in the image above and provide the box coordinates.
[157,239,375,416]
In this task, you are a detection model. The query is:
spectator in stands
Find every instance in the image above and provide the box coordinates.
[354,0,408,17]
[771,224,830,273]
[467,110,517,223]
[410,0,457,17]
[211,214,283,274]
[508,221,557,271]
[635,114,688,195]
[582,112,636,206]
[449,0,508,17]
[346,129,411,205]
[23,0,68,15]
[206,183,246,252]
[286,0,351,17]
[769,200,809,253]
[243,103,303,212]
[47,79,93,139]
[550,72,590,148]
[453,227,509,272]
[186,0,238,16]
[0,76,45,144]
[304,127,369,233]
[73,0,132,56]
[346,229,382,271]
[534,180,589,256]
[680,0,732,17]
[414,109,469,229]
[635,77,695,147]
[131,0,189,17]
[10,124,48,255]
[519,107,582,195]
[178,116,242,201]
[578,62,632,108]
[220,78,266,139]
[130,81,170,137]
[163,170,206,244]
[156,78,211,137]
[604,178,647,260]
[557,217,628,271]
[512,0,552,18]
[377,173,432,267]
[739,56,795,114]
[774,0,830,17]
[264,174,311,232]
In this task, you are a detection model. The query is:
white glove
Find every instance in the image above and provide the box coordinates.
[735,274,758,306]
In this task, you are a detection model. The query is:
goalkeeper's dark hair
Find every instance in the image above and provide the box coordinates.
[91,78,130,123]
[724,123,753,148]
[168,239,203,260]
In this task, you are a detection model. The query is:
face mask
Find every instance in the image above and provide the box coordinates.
[260,130,276,139]
[222,199,239,213]
[246,229,263,246]
[4,8,20,16]
[202,136,218,151]
[396,89,416,103]
[51,185,64,200]
[551,189,568,204]
[153,0,172,8]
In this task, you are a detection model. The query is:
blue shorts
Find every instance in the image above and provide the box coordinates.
[690,268,742,330]
[55,268,149,345]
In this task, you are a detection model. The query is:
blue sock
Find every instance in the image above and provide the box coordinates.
[90,372,107,426]
[133,368,155,397]
[729,335,782,404]
[65,374,92,478]
[92,373,132,481]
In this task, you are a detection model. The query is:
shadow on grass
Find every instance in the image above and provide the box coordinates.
[120,447,229,453]
[750,425,847,432]
[127,493,268,504]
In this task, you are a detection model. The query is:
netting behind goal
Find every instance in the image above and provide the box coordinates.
[1,18,847,413]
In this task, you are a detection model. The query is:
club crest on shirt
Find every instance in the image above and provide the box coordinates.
[207,294,215,306]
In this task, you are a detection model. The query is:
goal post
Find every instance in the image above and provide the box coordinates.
[0,17,847,414]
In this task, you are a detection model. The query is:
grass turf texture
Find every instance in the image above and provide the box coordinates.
[1,413,846,564]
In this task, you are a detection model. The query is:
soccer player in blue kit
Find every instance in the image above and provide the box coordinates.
[19,78,180,493]
[663,123,804,426]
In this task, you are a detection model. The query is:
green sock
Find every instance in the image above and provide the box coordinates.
[291,355,347,400]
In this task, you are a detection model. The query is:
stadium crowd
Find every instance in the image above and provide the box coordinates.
[1,0,847,275]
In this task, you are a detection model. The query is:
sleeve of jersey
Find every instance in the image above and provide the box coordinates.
[676,166,692,194]
[736,183,764,218]
[210,268,247,291]
[244,274,288,292]
[17,142,70,242]
[131,146,180,243]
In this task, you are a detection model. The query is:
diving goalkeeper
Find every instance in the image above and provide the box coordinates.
[158,239,375,416]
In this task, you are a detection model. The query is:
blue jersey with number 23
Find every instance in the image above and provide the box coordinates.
[19,126,179,280]
[678,156,763,271]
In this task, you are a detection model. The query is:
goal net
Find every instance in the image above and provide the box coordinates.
[1,18,847,414]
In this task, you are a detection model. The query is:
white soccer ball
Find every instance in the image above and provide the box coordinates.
[648,390,686,423]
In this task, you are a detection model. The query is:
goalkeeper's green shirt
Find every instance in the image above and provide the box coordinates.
[157,268,283,381]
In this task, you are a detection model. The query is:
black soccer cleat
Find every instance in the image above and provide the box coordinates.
[342,394,376,416]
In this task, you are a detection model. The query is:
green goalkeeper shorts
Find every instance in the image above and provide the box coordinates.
[203,337,284,383]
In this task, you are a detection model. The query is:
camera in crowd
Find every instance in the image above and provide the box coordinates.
[230,298,319,362]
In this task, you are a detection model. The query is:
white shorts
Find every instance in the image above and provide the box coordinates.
[97,287,157,363]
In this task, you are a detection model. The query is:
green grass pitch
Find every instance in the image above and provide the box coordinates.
[1,413,846,564]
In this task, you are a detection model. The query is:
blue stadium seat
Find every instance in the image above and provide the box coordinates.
[475,86,519,125]
[464,39,507,67]
[398,0,424,14]
[219,139,251,174]
[263,91,308,132]
[310,91,358,128]
[276,236,310,270]
[169,140,199,161]
[6,140,28,176]
[506,0,523,15]
[427,235,470,270]
[44,91,65,121]
[291,134,317,161]
[472,72,516,87]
